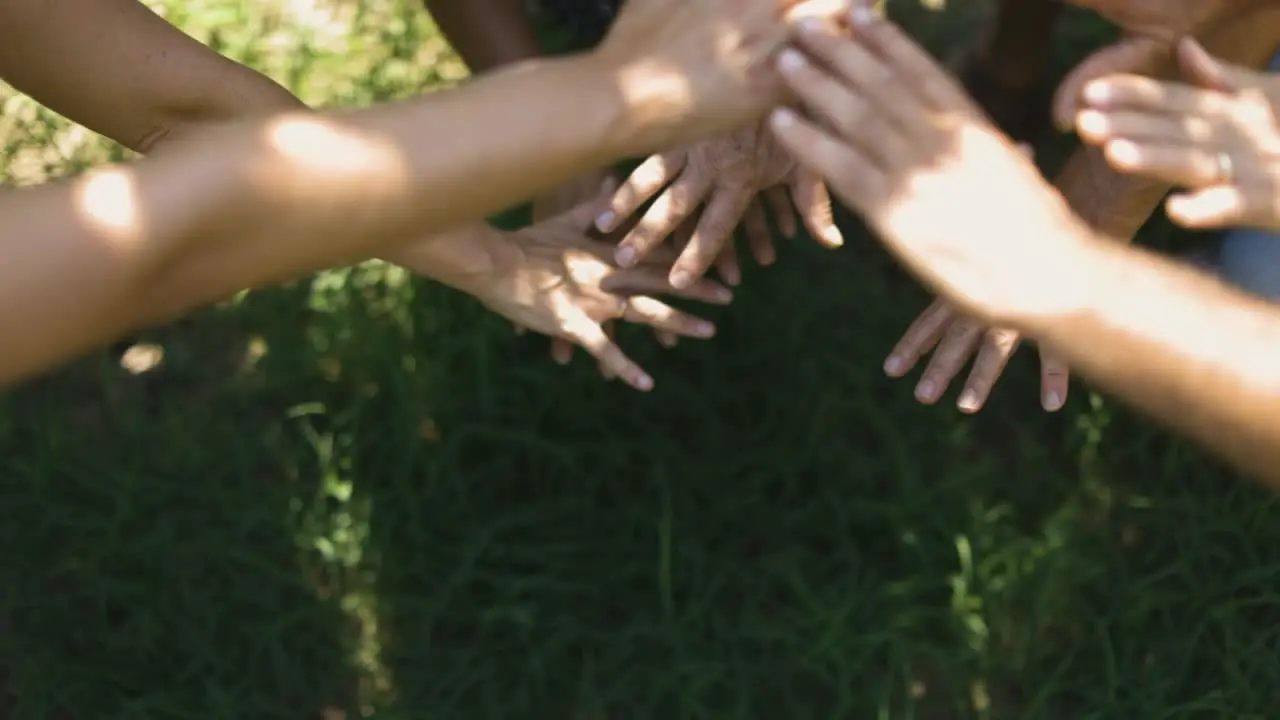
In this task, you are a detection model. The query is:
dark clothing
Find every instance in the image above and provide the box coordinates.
[534,0,623,48]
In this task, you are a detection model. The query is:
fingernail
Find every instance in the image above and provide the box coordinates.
[770,108,798,130]
[850,5,876,26]
[595,210,615,232]
[778,48,807,73]
[1107,139,1141,168]
[957,390,980,412]
[694,321,715,338]
[883,356,903,376]
[712,287,734,304]
[615,245,637,267]
[1076,110,1109,136]
[1082,81,1111,104]
[670,270,693,289]
[915,380,936,401]
[634,372,654,391]
[1043,391,1063,412]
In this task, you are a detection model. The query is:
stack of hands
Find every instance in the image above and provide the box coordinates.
[393,0,1280,404]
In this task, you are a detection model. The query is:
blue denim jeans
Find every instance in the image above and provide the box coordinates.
[1215,49,1280,299]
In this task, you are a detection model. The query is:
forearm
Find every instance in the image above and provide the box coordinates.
[0,53,641,383]
[425,0,544,72]
[1025,238,1280,484]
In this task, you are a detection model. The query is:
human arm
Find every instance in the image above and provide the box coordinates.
[0,0,304,153]
[1022,234,1280,484]
[771,13,1280,483]
[882,3,1280,414]
[0,0,814,384]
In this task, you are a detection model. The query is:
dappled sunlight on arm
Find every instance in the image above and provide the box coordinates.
[71,167,145,248]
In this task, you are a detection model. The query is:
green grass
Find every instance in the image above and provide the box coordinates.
[2,1,1279,718]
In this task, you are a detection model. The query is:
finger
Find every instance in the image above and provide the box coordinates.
[715,242,743,286]
[955,328,1021,414]
[597,321,618,380]
[789,168,844,248]
[1103,140,1228,188]
[1177,37,1249,93]
[656,330,679,348]
[598,151,683,236]
[764,185,798,238]
[622,297,717,339]
[1039,348,1070,412]
[1078,75,1229,118]
[1165,185,1270,229]
[673,185,755,287]
[564,311,653,391]
[915,318,985,405]
[599,265,736,305]
[1055,36,1165,130]
[769,108,885,211]
[843,13,978,115]
[884,301,955,377]
[617,172,713,270]
[743,199,777,265]
[551,338,574,365]
[1075,109,1218,147]
[776,45,878,145]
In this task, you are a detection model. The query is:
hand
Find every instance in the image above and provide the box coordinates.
[771,14,1095,359]
[452,197,734,391]
[1053,0,1265,128]
[1077,38,1280,231]
[594,0,852,153]
[595,125,844,287]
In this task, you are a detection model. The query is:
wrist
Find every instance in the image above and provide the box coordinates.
[382,223,515,289]
[580,48,697,159]
[1000,225,1113,337]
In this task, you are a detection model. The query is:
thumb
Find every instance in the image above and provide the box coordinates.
[1053,36,1167,130]
[1177,37,1249,92]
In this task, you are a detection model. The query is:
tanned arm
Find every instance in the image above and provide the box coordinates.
[0,52,645,385]
[1016,233,1280,485]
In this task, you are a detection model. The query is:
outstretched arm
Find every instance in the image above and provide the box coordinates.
[1026,237,1280,485]
[0,53,628,383]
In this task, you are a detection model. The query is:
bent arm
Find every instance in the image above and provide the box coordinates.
[0,0,303,152]
[0,53,647,384]
[1021,235,1280,485]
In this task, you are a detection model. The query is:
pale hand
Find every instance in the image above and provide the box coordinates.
[1076,38,1280,231]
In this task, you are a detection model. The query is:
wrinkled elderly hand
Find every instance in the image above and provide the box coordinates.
[1054,0,1266,127]
[772,13,1093,384]
[1077,38,1280,231]
[595,124,844,288]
